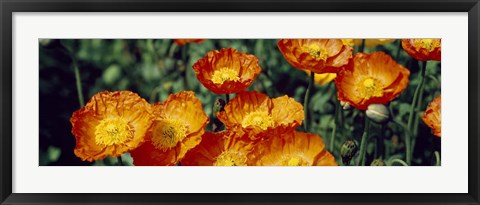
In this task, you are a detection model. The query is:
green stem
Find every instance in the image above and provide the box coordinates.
[395,40,402,61]
[406,61,427,165]
[329,124,337,152]
[117,156,124,166]
[168,41,178,58]
[390,159,408,166]
[392,119,411,135]
[435,151,441,166]
[303,74,315,132]
[60,40,85,107]
[329,98,341,151]
[412,64,426,151]
[357,118,370,166]
[73,59,85,107]
[375,124,385,159]
[329,112,337,152]
[182,45,192,90]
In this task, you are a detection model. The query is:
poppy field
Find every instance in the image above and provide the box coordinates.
[39,39,441,166]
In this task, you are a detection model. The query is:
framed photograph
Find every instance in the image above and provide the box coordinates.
[1,0,479,204]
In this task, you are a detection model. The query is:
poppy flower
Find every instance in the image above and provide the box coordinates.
[249,131,337,166]
[402,39,441,61]
[182,131,254,166]
[422,95,441,137]
[277,39,353,74]
[192,48,262,94]
[174,39,205,46]
[130,91,209,166]
[335,52,410,110]
[70,91,154,162]
[353,39,396,47]
[306,71,336,86]
[216,91,304,140]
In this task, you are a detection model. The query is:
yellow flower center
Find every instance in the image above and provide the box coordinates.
[413,39,440,51]
[305,44,329,61]
[280,156,309,166]
[95,118,134,146]
[358,77,384,100]
[211,67,240,84]
[151,119,188,151]
[241,111,275,130]
[214,151,247,166]
[363,78,376,88]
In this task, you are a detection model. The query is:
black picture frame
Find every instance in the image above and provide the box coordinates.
[1,0,479,204]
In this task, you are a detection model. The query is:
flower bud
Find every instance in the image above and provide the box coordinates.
[341,139,358,165]
[213,98,226,113]
[370,159,385,166]
[340,100,351,110]
[212,98,226,132]
[366,104,390,124]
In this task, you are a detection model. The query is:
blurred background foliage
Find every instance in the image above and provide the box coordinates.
[39,39,441,166]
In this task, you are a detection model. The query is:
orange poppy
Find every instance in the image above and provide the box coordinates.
[216,91,304,140]
[70,91,154,162]
[306,71,337,86]
[130,91,209,165]
[277,39,353,74]
[249,131,337,166]
[402,39,441,61]
[335,52,410,110]
[422,95,441,137]
[182,130,254,166]
[192,48,262,94]
[353,39,396,47]
[174,39,205,46]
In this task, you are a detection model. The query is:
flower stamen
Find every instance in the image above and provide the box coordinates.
[413,39,440,52]
[241,111,275,130]
[358,77,384,100]
[95,118,134,146]
[211,67,240,84]
[305,44,329,61]
[151,119,188,151]
[214,150,247,166]
[280,156,309,166]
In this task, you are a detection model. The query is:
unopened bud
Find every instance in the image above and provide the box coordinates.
[366,104,390,124]
[370,159,385,166]
[213,98,226,113]
[340,101,351,110]
[341,140,358,165]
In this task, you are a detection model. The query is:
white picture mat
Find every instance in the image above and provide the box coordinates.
[12,12,468,193]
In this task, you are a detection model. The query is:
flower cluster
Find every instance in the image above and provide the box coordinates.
[69,38,441,166]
